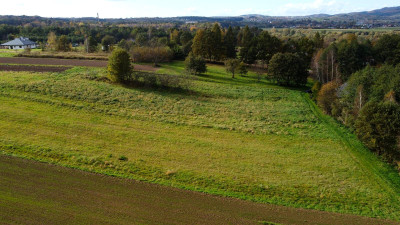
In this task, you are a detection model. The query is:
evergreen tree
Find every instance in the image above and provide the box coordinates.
[239,26,257,64]
[192,29,207,58]
[256,31,282,65]
[210,23,223,61]
[224,26,237,59]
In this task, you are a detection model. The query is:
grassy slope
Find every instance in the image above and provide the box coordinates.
[0,63,399,220]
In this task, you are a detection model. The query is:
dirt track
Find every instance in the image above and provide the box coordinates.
[0,155,398,225]
[0,64,72,72]
[0,57,157,71]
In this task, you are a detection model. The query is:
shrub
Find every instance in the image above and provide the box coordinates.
[238,62,248,76]
[107,48,133,83]
[317,81,339,115]
[131,46,173,66]
[130,71,192,90]
[118,155,128,161]
[184,53,207,75]
[355,102,400,160]
[311,81,321,101]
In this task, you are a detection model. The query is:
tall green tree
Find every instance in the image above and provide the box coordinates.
[192,29,207,58]
[224,26,236,59]
[336,39,372,81]
[373,34,400,65]
[210,23,223,61]
[313,32,324,49]
[256,31,282,65]
[239,26,257,64]
[355,102,400,158]
[268,53,308,86]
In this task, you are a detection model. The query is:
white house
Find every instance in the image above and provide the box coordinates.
[1,37,38,49]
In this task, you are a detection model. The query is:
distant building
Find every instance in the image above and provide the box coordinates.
[1,37,37,49]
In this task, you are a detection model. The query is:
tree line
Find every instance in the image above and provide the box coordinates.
[314,33,400,163]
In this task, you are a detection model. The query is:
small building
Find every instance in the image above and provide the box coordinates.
[1,37,37,50]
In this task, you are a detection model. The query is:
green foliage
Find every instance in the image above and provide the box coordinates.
[224,26,237,59]
[191,29,207,59]
[311,81,321,101]
[238,62,248,76]
[1,66,400,220]
[130,46,173,65]
[317,81,339,115]
[56,35,71,52]
[179,31,193,46]
[224,58,241,78]
[336,39,372,81]
[355,102,400,159]
[184,53,207,75]
[118,155,128,161]
[268,53,308,86]
[85,36,98,53]
[107,48,133,83]
[239,26,257,64]
[102,35,115,52]
[210,23,223,61]
[117,39,134,51]
[191,24,223,62]
[256,31,282,65]
[343,65,400,112]
[373,34,400,65]
[130,71,192,90]
[313,32,324,49]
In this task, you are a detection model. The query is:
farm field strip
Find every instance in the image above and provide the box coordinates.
[0,65,399,220]
[0,57,158,72]
[1,155,398,225]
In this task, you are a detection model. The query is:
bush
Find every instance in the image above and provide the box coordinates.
[56,35,71,52]
[355,102,400,160]
[130,46,173,66]
[118,155,128,161]
[238,62,248,76]
[268,53,308,86]
[185,53,207,75]
[107,48,133,83]
[130,71,192,90]
[311,81,321,101]
[317,81,339,115]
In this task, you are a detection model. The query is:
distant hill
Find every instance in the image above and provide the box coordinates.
[0,6,399,29]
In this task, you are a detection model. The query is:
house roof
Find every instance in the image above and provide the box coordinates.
[1,37,37,46]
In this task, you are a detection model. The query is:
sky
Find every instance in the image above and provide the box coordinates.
[1,0,399,18]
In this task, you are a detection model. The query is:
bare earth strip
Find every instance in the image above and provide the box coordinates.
[0,155,397,225]
[0,65,72,73]
[0,57,157,71]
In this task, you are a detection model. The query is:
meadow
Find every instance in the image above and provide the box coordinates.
[0,62,399,220]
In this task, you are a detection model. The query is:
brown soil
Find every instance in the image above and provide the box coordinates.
[0,64,72,72]
[0,57,157,71]
[0,155,398,225]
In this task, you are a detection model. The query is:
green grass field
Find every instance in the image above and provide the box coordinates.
[0,62,399,220]
[0,49,42,57]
